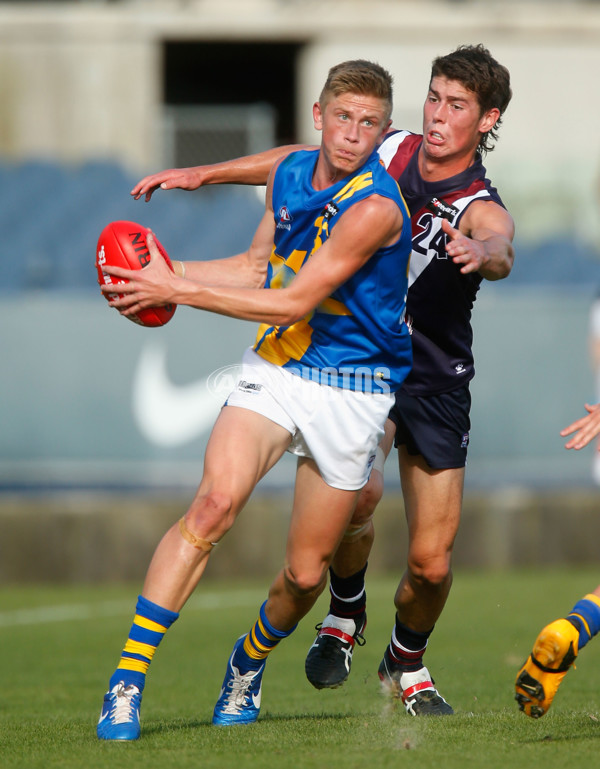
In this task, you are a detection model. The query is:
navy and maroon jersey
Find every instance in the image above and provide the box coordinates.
[378,130,506,396]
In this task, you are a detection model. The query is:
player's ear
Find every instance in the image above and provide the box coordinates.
[479,107,500,134]
[377,119,393,144]
[313,101,324,131]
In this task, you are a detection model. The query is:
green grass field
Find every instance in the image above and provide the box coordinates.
[2,568,599,769]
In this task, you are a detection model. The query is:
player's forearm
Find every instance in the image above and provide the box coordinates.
[174,253,266,289]
[173,281,305,326]
[478,235,514,281]
[200,145,303,186]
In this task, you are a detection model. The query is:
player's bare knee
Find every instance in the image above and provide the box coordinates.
[356,475,383,518]
[342,513,374,542]
[283,563,327,599]
[408,554,452,589]
[184,491,235,542]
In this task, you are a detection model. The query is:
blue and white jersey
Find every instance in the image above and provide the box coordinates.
[253,148,412,393]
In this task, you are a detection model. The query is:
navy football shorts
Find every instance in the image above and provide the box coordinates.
[388,384,471,470]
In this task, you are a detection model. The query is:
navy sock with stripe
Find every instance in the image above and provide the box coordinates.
[328,564,368,623]
[388,617,433,672]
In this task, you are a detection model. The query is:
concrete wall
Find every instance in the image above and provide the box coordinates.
[0,291,597,492]
[1,488,598,583]
[1,1,599,242]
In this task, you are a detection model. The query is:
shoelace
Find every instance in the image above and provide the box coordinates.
[221,667,259,712]
[109,683,140,723]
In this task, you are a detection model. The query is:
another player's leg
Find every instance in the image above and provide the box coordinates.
[214,457,360,723]
[97,406,291,740]
[378,449,462,716]
[305,420,395,690]
[515,587,600,718]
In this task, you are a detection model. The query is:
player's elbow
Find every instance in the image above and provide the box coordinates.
[275,310,305,326]
[272,292,310,326]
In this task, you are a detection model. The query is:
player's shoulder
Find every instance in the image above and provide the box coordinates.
[459,195,514,235]
[275,148,318,175]
[377,129,422,167]
[343,192,404,235]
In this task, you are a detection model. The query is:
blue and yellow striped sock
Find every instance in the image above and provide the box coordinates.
[109,595,179,692]
[567,593,600,650]
[234,601,297,672]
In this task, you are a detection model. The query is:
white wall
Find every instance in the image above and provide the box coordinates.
[0,1,598,239]
[298,37,600,245]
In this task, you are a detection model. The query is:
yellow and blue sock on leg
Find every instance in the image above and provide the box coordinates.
[235,601,297,671]
[567,593,600,650]
[109,595,179,692]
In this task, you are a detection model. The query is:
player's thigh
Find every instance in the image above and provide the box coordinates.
[197,404,292,505]
[398,446,464,553]
[286,457,360,575]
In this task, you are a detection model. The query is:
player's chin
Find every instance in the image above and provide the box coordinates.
[333,155,364,175]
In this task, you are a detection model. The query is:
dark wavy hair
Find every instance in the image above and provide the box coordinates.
[431,44,512,154]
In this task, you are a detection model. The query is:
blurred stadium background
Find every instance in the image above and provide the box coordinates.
[1,0,600,582]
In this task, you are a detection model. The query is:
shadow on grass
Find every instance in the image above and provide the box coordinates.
[142,711,358,735]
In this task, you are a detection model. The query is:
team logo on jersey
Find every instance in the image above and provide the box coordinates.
[455,363,466,374]
[277,205,293,231]
[322,201,339,222]
[426,197,459,222]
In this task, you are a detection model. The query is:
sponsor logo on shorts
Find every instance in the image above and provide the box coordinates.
[461,432,470,449]
[237,380,263,393]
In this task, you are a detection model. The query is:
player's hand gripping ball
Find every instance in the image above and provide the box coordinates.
[95,220,177,327]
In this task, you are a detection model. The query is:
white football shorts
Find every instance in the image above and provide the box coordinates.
[225,348,394,490]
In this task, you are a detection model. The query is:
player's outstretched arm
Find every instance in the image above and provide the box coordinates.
[560,403,600,450]
[103,193,402,326]
[171,194,404,325]
[102,160,285,315]
[443,200,515,281]
[131,145,307,202]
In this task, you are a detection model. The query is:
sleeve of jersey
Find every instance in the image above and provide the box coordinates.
[377,130,411,169]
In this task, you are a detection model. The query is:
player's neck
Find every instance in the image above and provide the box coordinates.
[312,157,349,190]
[417,146,476,183]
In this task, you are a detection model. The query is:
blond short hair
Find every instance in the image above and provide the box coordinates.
[319,59,394,121]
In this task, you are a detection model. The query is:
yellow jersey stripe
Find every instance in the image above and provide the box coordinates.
[333,172,373,204]
[318,297,352,316]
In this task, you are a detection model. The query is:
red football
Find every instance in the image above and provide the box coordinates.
[95,220,177,327]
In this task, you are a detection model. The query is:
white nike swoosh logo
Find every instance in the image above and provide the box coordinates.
[132,342,241,447]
